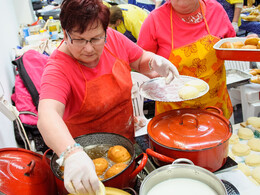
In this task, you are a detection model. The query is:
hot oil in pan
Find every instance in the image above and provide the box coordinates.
[84,144,112,159]
[85,144,130,180]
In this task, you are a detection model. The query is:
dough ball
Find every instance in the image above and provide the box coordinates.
[248,138,260,152]
[248,176,260,186]
[246,117,260,128]
[252,167,260,184]
[245,154,260,166]
[229,134,239,144]
[178,86,199,100]
[232,143,251,156]
[237,163,251,176]
[93,158,109,176]
[238,127,254,140]
[229,151,236,161]
[184,79,207,92]
[107,145,131,163]
[104,163,128,179]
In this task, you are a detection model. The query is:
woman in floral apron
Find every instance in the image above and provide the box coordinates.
[138,0,237,119]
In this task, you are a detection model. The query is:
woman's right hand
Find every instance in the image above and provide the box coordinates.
[64,151,100,195]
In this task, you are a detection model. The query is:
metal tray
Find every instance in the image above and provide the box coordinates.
[213,37,260,61]
[226,69,252,89]
[139,76,209,102]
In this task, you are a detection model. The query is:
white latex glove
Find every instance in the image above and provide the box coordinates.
[134,116,147,131]
[64,151,100,195]
[150,54,179,84]
[232,22,239,33]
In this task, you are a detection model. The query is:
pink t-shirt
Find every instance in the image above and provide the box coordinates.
[40,28,143,118]
[137,0,236,59]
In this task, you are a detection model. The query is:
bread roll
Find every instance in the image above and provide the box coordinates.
[241,45,257,49]
[220,42,234,48]
[244,37,260,46]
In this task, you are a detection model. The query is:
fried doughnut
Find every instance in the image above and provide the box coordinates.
[104,163,128,179]
[220,42,234,48]
[244,37,260,46]
[251,75,260,84]
[107,145,131,163]
[241,45,257,49]
[238,127,254,140]
[93,158,109,176]
[232,41,244,49]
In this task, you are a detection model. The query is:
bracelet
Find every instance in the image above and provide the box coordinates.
[56,143,83,166]
[148,58,153,71]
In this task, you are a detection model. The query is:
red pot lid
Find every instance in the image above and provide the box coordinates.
[147,108,232,150]
[0,148,48,186]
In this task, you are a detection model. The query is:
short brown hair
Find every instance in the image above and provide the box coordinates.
[60,0,110,34]
[109,6,123,25]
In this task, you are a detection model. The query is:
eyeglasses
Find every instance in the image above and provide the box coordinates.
[65,30,106,47]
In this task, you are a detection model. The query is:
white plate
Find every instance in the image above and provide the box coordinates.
[139,76,209,102]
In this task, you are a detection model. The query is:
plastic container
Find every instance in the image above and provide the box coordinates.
[47,16,59,40]
[39,29,49,41]
[37,16,46,29]
[213,37,260,62]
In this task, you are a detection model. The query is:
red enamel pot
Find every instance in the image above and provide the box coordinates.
[146,106,232,172]
[0,148,58,195]
[47,133,148,195]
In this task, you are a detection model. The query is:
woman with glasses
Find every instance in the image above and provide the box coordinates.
[37,0,179,194]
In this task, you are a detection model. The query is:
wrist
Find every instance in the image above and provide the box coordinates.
[148,58,153,71]
[56,143,83,166]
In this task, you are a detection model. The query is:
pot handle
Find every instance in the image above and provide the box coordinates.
[129,153,148,180]
[172,158,194,166]
[146,148,174,163]
[180,113,198,128]
[43,148,53,169]
[24,160,35,176]
[205,106,223,116]
[122,187,138,195]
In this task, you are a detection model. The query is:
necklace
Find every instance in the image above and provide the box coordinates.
[175,0,204,24]
[180,12,203,24]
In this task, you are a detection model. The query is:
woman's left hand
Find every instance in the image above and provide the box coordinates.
[150,54,179,84]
